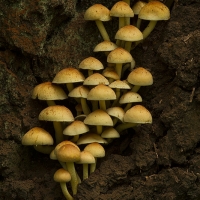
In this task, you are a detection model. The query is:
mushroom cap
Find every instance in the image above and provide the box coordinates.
[54,140,80,154]
[127,67,153,86]
[22,127,54,145]
[63,121,89,136]
[106,107,125,122]
[87,84,116,101]
[68,85,90,98]
[54,168,71,183]
[138,1,170,21]
[115,25,143,42]
[124,105,152,123]
[79,57,104,71]
[109,80,131,89]
[110,1,134,17]
[84,142,105,158]
[77,133,108,145]
[101,127,120,139]
[103,67,120,80]
[39,105,74,122]
[52,67,85,84]
[84,4,111,21]
[107,47,133,64]
[132,1,147,15]
[84,109,113,126]
[32,82,67,101]
[76,151,95,164]
[119,91,142,104]
[94,41,118,52]
[83,73,109,86]
[56,144,81,163]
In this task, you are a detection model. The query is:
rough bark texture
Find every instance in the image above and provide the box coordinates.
[0,0,200,199]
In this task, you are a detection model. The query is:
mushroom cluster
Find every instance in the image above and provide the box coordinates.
[21,1,170,199]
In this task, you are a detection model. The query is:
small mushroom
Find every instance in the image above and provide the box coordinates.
[53,168,73,200]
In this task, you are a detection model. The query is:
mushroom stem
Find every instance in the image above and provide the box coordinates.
[53,121,64,144]
[97,125,103,135]
[66,162,78,195]
[99,100,106,111]
[116,122,137,133]
[46,100,56,106]
[83,163,89,180]
[95,20,110,41]
[131,85,141,93]
[124,103,132,112]
[80,98,91,115]
[66,83,74,92]
[124,41,132,52]
[115,63,123,79]
[90,158,97,173]
[59,182,73,200]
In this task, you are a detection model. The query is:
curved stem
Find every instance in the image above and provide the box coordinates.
[116,122,137,133]
[83,163,89,180]
[66,162,78,195]
[81,98,91,115]
[60,182,73,200]
[90,158,97,173]
[131,85,141,93]
[115,63,123,79]
[95,20,110,41]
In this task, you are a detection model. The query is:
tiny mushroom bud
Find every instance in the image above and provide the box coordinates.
[53,168,73,200]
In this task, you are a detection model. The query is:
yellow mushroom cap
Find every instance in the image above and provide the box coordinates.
[77,133,108,145]
[79,57,104,71]
[83,73,109,86]
[63,121,89,136]
[54,168,71,183]
[87,84,116,101]
[115,25,143,42]
[107,107,125,122]
[124,105,152,123]
[84,142,105,158]
[84,4,111,21]
[68,85,90,98]
[32,82,67,100]
[84,109,113,126]
[39,105,74,122]
[56,144,81,163]
[101,127,120,139]
[107,47,133,64]
[127,67,153,86]
[52,67,85,84]
[119,91,142,104]
[76,150,95,164]
[109,80,131,90]
[132,1,147,15]
[138,1,170,21]
[94,41,118,52]
[22,127,54,145]
[110,1,134,17]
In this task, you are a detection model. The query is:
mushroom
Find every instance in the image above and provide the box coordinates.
[102,67,120,83]
[22,127,54,154]
[101,127,120,143]
[32,82,67,106]
[68,85,91,115]
[87,84,116,111]
[115,25,143,52]
[107,47,133,79]
[55,144,81,195]
[76,150,95,180]
[127,67,153,92]
[76,133,108,145]
[84,109,113,134]
[138,1,170,40]
[39,105,74,144]
[84,4,111,41]
[63,120,89,143]
[109,80,131,107]
[79,57,104,77]
[110,1,134,29]
[84,142,105,173]
[52,67,85,92]
[53,168,73,200]
[83,73,109,87]
[119,91,142,111]
[116,105,152,133]
[132,1,147,29]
